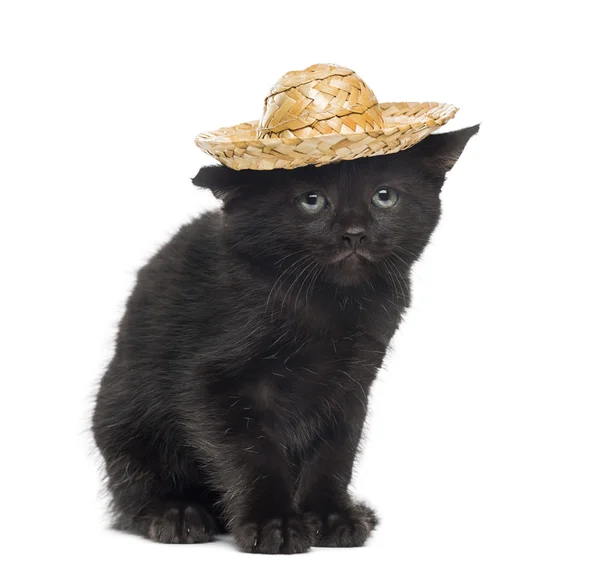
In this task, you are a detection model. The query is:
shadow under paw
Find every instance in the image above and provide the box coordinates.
[234,513,315,554]
[310,502,379,548]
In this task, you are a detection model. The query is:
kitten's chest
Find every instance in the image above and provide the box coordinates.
[249,331,388,449]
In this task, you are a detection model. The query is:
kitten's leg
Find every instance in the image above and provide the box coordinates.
[190,398,315,554]
[103,454,219,544]
[295,398,379,547]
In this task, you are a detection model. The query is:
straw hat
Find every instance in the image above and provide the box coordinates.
[195,63,458,171]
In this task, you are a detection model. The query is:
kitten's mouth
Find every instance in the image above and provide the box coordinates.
[330,250,374,264]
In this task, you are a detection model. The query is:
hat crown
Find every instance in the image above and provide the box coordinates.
[257,63,385,139]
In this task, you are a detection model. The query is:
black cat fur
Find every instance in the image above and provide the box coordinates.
[92,126,479,553]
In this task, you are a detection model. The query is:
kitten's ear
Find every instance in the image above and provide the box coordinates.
[409,125,480,186]
[192,164,258,201]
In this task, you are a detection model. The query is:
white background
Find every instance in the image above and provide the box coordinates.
[1,1,599,573]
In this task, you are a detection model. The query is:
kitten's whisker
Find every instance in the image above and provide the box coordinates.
[280,258,317,311]
[381,260,393,300]
[389,257,411,302]
[306,263,324,309]
[281,257,316,311]
[383,259,404,305]
[390,252,410,269]
[394,245,422,259]
[229,228,280,250]
[274,248,309,267]
[387,261,401,303]
[386,257,409,303]
[300,261,323,314]
[293,259,320,312]
[265,254,312,313]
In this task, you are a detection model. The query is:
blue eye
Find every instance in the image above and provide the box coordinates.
[298,192,327,213]
[372,188,399,208]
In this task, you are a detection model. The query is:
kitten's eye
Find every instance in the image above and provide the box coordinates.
[298,192,327,214]
[372,188,399,208]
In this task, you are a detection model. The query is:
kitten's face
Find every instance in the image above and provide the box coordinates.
[194,127,478,289]
[220,157,441,287]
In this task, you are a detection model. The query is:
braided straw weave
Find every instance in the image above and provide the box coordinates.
[195,63,458,171]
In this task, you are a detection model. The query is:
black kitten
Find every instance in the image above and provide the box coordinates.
[92,126,478,553]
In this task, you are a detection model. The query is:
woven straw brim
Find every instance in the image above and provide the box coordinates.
[195,102,458,171]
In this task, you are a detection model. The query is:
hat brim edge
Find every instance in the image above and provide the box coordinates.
[195,102,459,171]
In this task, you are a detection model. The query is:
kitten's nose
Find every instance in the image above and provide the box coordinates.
[342,227,367,251]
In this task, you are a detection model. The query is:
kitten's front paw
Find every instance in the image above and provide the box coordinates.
[308,502,378,547]
[234,513,315,554]
[134,501,217,544]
